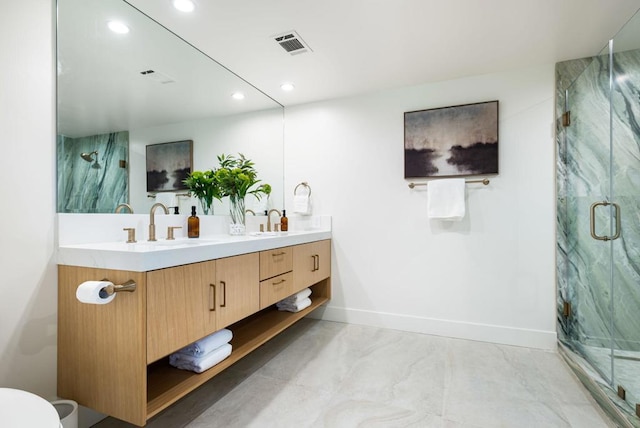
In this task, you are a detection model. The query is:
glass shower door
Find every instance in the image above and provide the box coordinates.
[611,8,640,408]
[564,42,615,384]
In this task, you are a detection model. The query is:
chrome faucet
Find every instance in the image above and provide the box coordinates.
[267,209,282,232]
[115,203,134,214]
[148,203,169,241]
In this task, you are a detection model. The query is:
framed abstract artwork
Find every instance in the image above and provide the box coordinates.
[404,100,499,178]
[146,140,193,192]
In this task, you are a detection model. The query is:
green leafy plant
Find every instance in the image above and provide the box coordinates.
[183,170,221,214]
[214,153,271,225]
[214,153,271,200]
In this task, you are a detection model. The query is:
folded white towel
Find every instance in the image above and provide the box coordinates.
[277,297,312,313]
[426,178,466,221]
[169,343,232,373]
[279,288,312,305]
[177,329,233,357]
[293,194,311,215]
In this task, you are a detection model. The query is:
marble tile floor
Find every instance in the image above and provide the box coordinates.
[94,319,616,428]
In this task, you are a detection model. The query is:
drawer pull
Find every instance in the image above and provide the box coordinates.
[209,284,216,312]
[311,254,320,272]
[271,251,286,257]
[220,281,227,308]
[272,279,286,286]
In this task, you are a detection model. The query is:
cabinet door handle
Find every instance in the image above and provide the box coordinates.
[272,251,286,257]
[209,284,216,312]
[272,278,286,287]
[311,254,320,271]
[220,281,227,307]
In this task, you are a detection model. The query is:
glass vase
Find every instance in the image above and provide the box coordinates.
[199,197,213,215]
[228,195,246,235]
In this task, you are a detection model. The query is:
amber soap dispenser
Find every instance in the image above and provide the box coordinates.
[280,209,288,232]
[188,205,199,238]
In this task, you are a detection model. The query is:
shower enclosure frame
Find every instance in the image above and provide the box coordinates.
[557,8,640,427]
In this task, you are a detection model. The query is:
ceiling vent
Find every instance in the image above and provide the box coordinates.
[139,69,175,84]
[273,31,312,55]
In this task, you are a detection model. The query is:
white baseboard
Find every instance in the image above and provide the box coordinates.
[309,304,557,351]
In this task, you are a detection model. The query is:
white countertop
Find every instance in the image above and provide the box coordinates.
[57,230,332,271]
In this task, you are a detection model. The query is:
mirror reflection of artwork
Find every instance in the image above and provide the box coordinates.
[404,100,499,178]
[146,140,193,192]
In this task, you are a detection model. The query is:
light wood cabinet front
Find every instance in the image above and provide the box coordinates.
[260,272,295,309]
[216,252,260,328]
[146,261,217,363]
[58,239,330,426]
[293,240,331,291]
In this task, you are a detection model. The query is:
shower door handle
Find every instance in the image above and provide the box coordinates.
[590,201,621,241]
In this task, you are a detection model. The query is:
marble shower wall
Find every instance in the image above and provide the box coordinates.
[57,131,129,213]
[556,48,640,352]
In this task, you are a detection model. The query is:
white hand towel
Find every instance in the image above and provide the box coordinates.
[279,288,312,305]
[178,329,233,357]
[277,297,312,313]
[155,192,177,208]
[427,179,466,221]
[169,343,232,373]
[293,194,311,215]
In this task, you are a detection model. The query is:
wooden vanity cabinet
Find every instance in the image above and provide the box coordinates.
[293,240,331,290]
[215,253,260,328]
[147,261,217,363]
[58,240,330,427]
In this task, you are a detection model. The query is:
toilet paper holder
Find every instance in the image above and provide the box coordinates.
[98,279,137,298]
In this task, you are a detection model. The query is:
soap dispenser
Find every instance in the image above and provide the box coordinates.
[280,209,288,232]
[188,206,199,238]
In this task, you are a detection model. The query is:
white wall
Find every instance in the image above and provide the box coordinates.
[0,0,57,397]
[284,64,557,349]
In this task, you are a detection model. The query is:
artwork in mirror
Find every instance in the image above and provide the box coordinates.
[56,0,284,214]
[146,140,192,192]
[404,100,499,178]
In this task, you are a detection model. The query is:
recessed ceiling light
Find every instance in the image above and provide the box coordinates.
[173,0,195,12]
[107,20,130,34]
[232,92,245,100]
[280,83,295,92]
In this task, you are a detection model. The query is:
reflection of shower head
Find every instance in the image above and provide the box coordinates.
[81,151,98,162]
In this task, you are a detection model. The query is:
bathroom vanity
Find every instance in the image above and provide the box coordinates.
[57,232,331,426]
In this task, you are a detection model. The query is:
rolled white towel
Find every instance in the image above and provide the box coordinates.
[170,343,232,373]
[279,288,311,305]
[177,328,233,357]
[277,297,312,313]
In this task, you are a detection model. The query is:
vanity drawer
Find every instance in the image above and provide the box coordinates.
[260,272,294,309]
[259,247,292,280]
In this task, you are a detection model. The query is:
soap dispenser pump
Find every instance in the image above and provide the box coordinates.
[188,206,199,238]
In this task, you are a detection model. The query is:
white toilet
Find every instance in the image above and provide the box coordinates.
[0,387,62,427]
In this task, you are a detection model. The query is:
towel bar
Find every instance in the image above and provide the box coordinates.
[408,178,490,189]
[147,193,191,198]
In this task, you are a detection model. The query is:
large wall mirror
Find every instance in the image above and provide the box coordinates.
[57,0,284,215]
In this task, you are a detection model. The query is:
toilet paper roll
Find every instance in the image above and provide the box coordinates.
[76,281,116,304]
